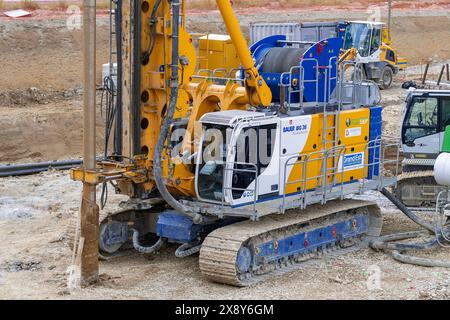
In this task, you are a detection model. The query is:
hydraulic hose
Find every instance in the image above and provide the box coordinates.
[152,1,203,224]
[141,0,162,65]
[392,250,450,268]
[381,188,435,233]
[175,242,202,258]
[132,229,166,254]
[370,232,438,251]
[373,188,450,268]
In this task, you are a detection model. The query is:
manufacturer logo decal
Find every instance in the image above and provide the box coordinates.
[346,118,368,127]
[283,124,308,134]
[343,153,363,168]
[338,152,365,172]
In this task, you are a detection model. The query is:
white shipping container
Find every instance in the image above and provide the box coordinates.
[249,22,340,45]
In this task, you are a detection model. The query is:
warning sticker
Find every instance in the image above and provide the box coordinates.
[345,127,361,138]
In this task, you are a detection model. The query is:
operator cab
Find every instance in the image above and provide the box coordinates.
[344,21,383,58]
[401,89,450,167]
[195,110,279,207]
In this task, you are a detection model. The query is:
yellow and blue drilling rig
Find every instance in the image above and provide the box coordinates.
[71,0,401,286]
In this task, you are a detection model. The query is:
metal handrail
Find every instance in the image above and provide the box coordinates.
[279,65,303,111]
[280,136,401,213]
[301,58,320,107]
[321,145,347,204]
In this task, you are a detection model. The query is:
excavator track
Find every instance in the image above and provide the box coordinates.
[395,170,444,208]
[199,200,382,286]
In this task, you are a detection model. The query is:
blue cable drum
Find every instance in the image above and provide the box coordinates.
[250,35,343,104]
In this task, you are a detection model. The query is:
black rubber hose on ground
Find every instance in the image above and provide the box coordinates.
[381,188,435,233]
[369,232,450,268]
[370,232,438,251]
[392,250,450,268]
[373,189,450,268]
[132,229,166,254]
[174,242,202,258]
[152,0,203,224]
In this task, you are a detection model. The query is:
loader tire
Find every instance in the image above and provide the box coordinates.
[380,66,393,90]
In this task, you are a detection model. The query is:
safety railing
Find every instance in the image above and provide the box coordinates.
[281,136,401,214]
[279,58,321,110]
[279,65,303,111]
[327,56,339,104]
[336,61,368,108]
[320,145,347,201]
[281,146,346,213]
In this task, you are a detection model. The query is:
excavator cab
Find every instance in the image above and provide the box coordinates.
[195,110,278,207]
[401,90,450,167]
[396,89,450,207]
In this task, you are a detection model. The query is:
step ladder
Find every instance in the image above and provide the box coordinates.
[316,58,345,203]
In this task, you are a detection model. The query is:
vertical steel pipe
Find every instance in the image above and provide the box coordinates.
[131,0,141,156]
[83,0,97,171]
[114,0,123,156]
[437,65,446,86]
[422,63,429,85]
[81,0,100,285]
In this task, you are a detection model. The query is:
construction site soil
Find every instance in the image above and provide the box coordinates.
[0,2,450,299]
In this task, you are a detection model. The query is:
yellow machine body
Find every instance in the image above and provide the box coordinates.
[284,109,371,195]
[198,34,241,72]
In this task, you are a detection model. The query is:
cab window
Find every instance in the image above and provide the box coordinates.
[403,97,438,143]
[370,26,381,54]
[343,23,372,57]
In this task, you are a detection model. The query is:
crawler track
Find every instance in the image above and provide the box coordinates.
[199,200,382,286]
[395,170,443,207]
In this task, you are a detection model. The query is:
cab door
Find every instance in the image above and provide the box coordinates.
[438,96,450,151]
[402,96,440,160]
[226,121,279,207]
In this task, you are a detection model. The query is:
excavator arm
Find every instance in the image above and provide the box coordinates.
[215,0,272,106]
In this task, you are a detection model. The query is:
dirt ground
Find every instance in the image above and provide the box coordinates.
[1,172,449,300]
[1,2,450,300]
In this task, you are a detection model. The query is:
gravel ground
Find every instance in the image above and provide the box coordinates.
[0,152,449,300]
